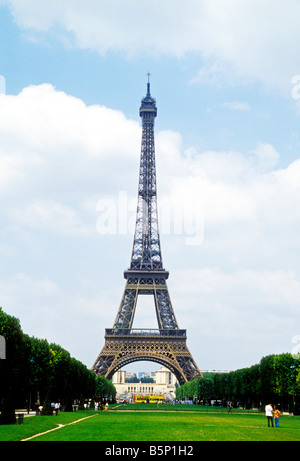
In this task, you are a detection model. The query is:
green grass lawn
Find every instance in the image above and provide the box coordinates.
[1,407,299,442]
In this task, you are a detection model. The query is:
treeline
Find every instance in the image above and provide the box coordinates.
[176,353,300,414]
[0,307,115,424]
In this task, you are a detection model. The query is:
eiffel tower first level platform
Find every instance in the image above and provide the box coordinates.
[92,78,201,385]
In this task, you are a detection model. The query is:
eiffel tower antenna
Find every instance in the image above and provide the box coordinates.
[92,78,201,384]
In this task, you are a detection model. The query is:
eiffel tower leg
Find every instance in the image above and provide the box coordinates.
[154,284,178,330]
[112,283,138,331]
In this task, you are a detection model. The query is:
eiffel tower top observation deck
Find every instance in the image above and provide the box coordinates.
[92,78,201,383]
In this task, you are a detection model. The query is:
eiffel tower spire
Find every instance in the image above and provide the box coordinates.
[130,73,161,271]
[92,79,201,384]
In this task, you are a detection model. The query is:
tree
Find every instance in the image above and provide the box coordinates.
[273,353,300,413]
[95,376,116,403]
[258,355,276,407]
[0,308,30,424]
[198,378,214,404]
[175,354,300,412]
[0,307,97,419]
[28,337,55,407]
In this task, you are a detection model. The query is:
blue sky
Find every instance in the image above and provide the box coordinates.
[1,0,300,374]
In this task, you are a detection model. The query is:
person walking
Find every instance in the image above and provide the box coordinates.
[274,407,280,428]
[265,403,274,427]
[54,402,60,415]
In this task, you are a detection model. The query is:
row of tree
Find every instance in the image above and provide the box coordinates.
[176,353,300,414]
[0,307,116,424]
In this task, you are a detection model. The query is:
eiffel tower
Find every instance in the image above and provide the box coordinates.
[92,77,201,385]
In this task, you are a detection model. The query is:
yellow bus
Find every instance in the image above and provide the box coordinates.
[134,395,164,404]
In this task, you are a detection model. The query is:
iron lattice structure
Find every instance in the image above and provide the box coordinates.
[92,79,201,385]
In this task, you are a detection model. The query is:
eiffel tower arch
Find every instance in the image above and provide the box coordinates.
[92,77,201,385]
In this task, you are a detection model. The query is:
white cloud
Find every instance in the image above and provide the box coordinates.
[157,139,298,236]
[249,143,280,171]
[169,265,300,369]
[0,84,139,161]
[10,199,93,235]
[222,101,250,112]
[0,84,140,198]
[0,273,60,312]
[5,0,300,93]
[174,268,300,311]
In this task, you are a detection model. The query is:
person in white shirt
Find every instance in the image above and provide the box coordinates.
[265,403,273,427]
[54,402,60,415]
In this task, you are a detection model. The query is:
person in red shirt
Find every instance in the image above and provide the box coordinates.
[274,407,281,428]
